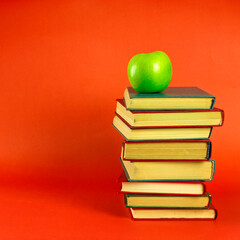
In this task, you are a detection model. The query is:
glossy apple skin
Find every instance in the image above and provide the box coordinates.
[127,51,172,93]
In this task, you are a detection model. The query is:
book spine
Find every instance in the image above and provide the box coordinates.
[208,127,213,138]
[202,182,206,195]
[122,142,125,159]
[214,208,218,220]
[207,195,212,208]
[221,109,225,126]
[124,194,128,207]
[210,97,216,110]
[210,159,216,181]
[207,141,212,159]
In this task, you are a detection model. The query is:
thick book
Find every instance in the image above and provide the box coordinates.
[124,192,212,208]
[116,99,224,127]
[113,115,213,141]
[124,87,216,111]
[121,140,211,161]
[120,158,215,181]
[129,206,217,220]
[119,172,206,195]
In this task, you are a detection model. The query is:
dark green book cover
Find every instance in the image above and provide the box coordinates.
[128,86,215,99]
[120,157,216,182]
[124,193,212,209]
[125,86,216,110]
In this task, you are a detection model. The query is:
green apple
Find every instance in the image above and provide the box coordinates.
[127,51,172,93]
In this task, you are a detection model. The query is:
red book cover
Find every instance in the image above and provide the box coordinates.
[116,99,225,128]
[115,113,218,130]
[121,140,212,161]
[113,115,214,141]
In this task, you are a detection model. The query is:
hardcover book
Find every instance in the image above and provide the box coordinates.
[124,192,212,208]
[120,158,215,181]
[124,86,216,110]
[113,115,213,141]
[121,140,211,161]
[116,99,224,127]
[119,172,206,195]
[129,206,217,220]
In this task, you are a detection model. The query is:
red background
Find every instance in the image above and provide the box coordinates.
[0,0,240,239]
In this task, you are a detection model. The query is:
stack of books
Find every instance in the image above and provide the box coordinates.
[113,87,224,220]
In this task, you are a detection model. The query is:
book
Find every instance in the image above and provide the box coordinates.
[116,99,224,127]
[113,115,212,141]
[129,206,217,220]
[119,172,206,195]
[120,158,215,181]
[124,86,216,110]
[124,193,212,208]
[121,140,211,160]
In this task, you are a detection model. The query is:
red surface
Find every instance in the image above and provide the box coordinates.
[0,0,239,239]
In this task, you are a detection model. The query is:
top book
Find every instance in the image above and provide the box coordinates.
[124,87,216,111]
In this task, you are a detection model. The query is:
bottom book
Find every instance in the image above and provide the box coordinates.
[129,206,217,220]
